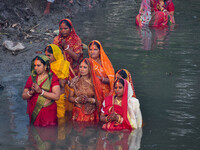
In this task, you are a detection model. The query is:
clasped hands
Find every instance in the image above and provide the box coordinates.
[29,83,43,95]
[75,95,95,104]
[106,113,120,122]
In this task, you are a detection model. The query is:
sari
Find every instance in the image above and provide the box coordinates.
[53,18,83,77]
[24,55,59,126]
[88,40,115,97]
[48,44,70,118]
[101,79,142,130]
[70,58,104,122]
[116,69,136,98]
[136,0,175,27]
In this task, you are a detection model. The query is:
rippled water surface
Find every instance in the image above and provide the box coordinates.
[0,0,200,149]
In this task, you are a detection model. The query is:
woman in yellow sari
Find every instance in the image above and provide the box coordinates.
[45,44,70,118]
[88,40,115,97]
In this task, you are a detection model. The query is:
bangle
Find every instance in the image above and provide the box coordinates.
[40,89,45,96]
[102,77,105,82]
[75,97,78,103]
[64,45,69,51]
[105,116,108,122]
[27,91,32,97]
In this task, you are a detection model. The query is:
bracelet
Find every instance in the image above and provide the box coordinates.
[75,97,78,103]
[105,116,108,122]
[40,89,45,96]
[102,77,105,82]
[64,45,69,51]
[27,91,32,97]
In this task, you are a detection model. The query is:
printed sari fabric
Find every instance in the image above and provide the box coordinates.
[101,79,142,130]
[70,58,104,122]
[48,44,70,118]
[88,40,115,97]
[136,0,175,27]
[24,74,59,126]
[53,18,83,77]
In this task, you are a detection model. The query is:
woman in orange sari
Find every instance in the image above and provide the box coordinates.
[115,69,136,98]
[68,58,104,122]
[100,78,142,130]
[88,40,115,97]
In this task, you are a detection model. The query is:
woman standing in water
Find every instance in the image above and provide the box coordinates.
[68,58,104,122]
[45,44,70,118]
[22,55,60,126]
[88,40,115,97]
[100,78,142,130]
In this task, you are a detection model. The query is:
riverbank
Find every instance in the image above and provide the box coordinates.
[0,0,104,84]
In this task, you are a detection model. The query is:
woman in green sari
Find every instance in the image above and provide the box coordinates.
[22,55,60,126]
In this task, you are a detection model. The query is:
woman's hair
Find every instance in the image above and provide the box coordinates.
[59,20,72,30]
[45,45,53,54]
[33,56,50,71]
[89,41,101,50]
[116,69,127,79]
[114,78,124,87]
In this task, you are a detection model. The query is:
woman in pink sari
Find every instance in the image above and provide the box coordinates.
[136,0,175,27]
[100,78,142,130]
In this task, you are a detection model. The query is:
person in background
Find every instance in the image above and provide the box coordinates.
[115,69,136,98]
[44,0,55,15]
[22,55,60,126]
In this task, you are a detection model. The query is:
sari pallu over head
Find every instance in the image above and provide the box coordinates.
[88,40,115,93]
[48,44,70,79]
[116,69,136,98]
[30,55,53,124]
[103,79,142,130]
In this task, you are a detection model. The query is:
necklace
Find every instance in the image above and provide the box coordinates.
[115,97,122,106]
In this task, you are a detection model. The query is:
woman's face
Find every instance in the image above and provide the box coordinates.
[79,61,89,76]
[114,81,124,97]
[89,44,100,59]
[60,22,71,38]
[45,50,56,63]
[34,59,46,75]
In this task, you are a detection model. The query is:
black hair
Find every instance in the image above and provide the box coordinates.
[59,20,72,30]
[88,41,101,50]
[116,69,127,79]
[45,45,53,54]
[32,56,50,71]
[114,78,124,87]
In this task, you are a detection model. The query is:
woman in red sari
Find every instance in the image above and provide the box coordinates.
[100,78,142,130]
[53,18,83,77]
[53,18,83,111]
[68,58,104,122]
[136,0,175,27]
[88,40,115,97]
[22,55,60,126]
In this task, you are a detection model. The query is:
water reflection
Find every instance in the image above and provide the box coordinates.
[136,25,175,50]
[26,121,142,150]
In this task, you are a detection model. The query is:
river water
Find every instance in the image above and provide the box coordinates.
[0,0,200,149]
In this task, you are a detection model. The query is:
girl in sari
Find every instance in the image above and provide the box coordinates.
[88,40,115,97]
[116,69,136,98]
[136,0,175,27]
[100,78,142,130]
[68,58,104,122]
[45,44,70,118]
[53,18,83,77]
[22,55,60,126]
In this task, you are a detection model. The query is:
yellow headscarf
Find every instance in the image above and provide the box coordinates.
[48,44,70,79]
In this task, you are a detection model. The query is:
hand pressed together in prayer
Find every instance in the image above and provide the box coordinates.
[107,113,119,122]
[32,83,43,94]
